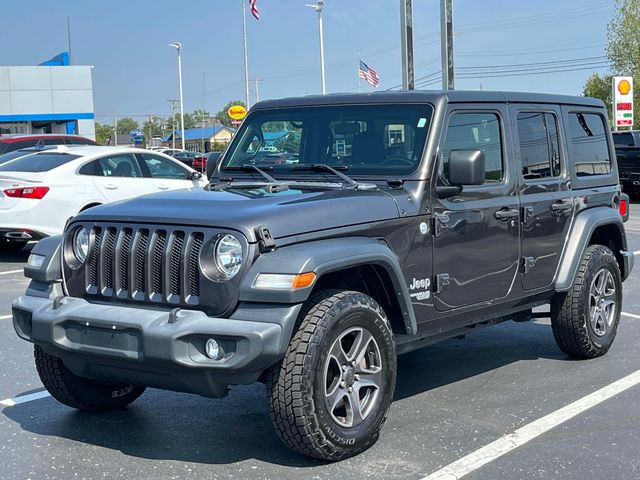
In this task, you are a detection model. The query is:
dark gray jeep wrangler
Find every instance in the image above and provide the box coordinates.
[12,91,633,461]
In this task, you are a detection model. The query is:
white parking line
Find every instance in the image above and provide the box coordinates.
[0,314,11,320]
[0,390,50,407]
[622,311,640,320]
[422,369,640,480]
[0,269,22,276]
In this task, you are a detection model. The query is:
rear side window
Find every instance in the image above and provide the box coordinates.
[517,112,561,180]
[613,132,634,146]
[97,154,142,177]
[0,153,80,172]
[568,113,611,176]
[78,160,102,176]
[441,112,504,183]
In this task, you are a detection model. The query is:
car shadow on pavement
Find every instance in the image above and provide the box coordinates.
[2,321,566,468]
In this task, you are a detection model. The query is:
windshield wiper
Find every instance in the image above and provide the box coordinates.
[292,164,359,189]
[222,164,279,183]
[215,164,289,192]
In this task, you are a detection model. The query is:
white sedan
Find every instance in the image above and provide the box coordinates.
[0,145,207,251]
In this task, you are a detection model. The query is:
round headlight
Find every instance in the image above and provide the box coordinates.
[215,234,243,278]
[73,227,90,263]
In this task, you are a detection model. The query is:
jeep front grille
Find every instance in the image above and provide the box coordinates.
[85,225,203,305]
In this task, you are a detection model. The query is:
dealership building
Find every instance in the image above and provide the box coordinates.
[0,52,95,139]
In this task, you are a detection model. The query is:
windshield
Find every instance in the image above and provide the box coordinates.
[0,152,80,172]
[221,104,433,176]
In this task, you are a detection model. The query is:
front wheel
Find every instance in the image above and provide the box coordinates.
[551,245,622,358]
[35,345,146,412]
[266,290,397,461]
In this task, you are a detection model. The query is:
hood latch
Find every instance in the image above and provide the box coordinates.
[256,225,276,253]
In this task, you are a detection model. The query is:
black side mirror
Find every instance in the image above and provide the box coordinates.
[191,171,203,181]
[448,149,485,186]
[206,152,223,180]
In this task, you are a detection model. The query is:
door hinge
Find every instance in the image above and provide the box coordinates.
[522,206,535,224]
[433,213,450,236]
[523,256,536,273]
[256,225,276,253]
[435,273,450,293]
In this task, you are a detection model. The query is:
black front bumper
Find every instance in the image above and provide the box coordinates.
[12,294,301,398]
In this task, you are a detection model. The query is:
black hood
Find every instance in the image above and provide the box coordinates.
[77,186,402,242]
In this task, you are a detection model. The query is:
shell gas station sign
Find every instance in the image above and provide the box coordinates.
[614,76,633,128]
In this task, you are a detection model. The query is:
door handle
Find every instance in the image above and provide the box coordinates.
[157,185,169,190]
[551,200,572,212]
[495,208,519,221]
[104,184,118,190]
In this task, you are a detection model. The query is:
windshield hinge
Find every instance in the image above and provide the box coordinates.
[256,225,276,253]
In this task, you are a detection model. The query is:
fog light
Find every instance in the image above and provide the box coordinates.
[205,338,225,360]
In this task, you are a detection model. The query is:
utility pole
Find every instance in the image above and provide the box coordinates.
[254,77,262,103]
[242,0,251,108]
[112,112,118,146]
[306,1,327,94]
[400,0,414,90]
[167,99,180,149]
[201,73,207,153]
[147,115,153,148]
[440,0,454,90]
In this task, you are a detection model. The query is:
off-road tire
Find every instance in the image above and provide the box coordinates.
[35,345,145,411]
[266,290,397,461]
[0,238,27,252]
[551,245,622,358]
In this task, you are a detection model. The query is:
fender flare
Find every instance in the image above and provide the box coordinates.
[238,237,418,335]
[23,235,63,283]
[555,207,629,291]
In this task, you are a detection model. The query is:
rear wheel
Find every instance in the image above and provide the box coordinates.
[35,345,145,412]
[266,290,396,461]
[0,238,27,252]
[551,245,622,358]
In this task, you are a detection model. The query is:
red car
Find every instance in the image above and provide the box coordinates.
[0,134,98,155]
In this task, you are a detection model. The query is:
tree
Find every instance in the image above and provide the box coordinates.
[606,0,640,127]
[583,73,613,122]
[142,116,167,139]
[94,122,114,145]
[215,100,246,127]
[607,0,640,76]
[166,113,196,132]
[116,117,139,135]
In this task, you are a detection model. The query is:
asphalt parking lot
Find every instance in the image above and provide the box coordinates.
[0,210,639,480]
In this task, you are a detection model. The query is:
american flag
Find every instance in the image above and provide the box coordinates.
[358,60,380,88]
[249,0,260,20]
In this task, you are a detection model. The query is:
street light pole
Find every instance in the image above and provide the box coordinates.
[440,0,455,90]
[242,0,251,108]
[400,0,414,90]
[169,42,186,150]
[306,0,326,94]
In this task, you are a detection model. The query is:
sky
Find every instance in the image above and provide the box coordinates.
[0,0,615,124]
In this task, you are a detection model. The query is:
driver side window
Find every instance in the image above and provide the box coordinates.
[440,112,504,184]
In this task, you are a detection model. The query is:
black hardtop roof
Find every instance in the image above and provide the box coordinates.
[252,90,604,110]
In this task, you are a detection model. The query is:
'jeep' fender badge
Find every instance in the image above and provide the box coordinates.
[409,277,431,301]
[419,222,429,235]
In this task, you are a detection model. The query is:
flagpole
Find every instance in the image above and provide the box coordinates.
[357,54,361,93]
[242,0,251,108]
